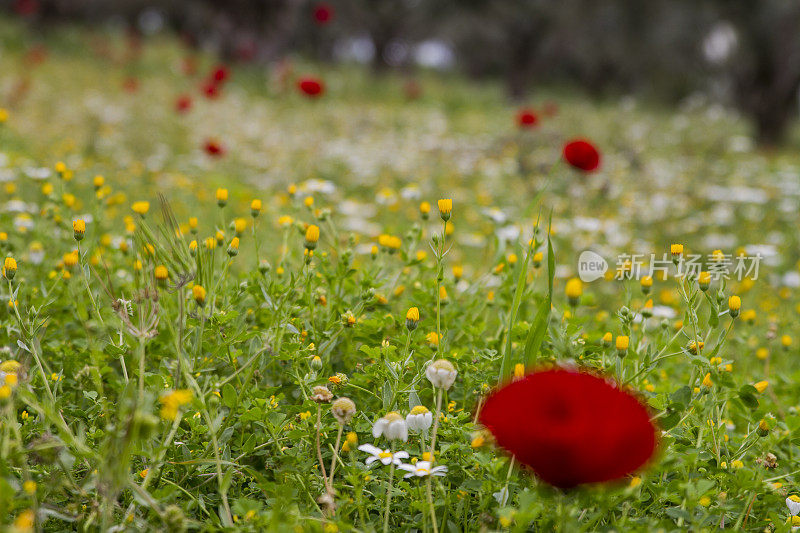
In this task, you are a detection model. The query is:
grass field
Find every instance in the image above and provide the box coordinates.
[3,17,800,532]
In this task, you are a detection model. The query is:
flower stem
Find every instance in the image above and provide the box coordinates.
[315,406,331,493]
[78,242,105,328]
[383,448,396,533]
[435,219,446,347]
[425,388,444,533]
[426,473,438,533]
[137,334,146,405]
[428,389,444,458]
[328,425,343,493]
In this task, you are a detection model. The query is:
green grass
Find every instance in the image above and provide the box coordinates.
[2,16,800,532]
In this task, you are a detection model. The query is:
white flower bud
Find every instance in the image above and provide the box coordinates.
[787,496,800,516]
[331,397,356,424]
[405,405,433,433]
[426,359,457,390]
[371,412,408,442]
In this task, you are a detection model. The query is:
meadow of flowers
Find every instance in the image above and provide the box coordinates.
[4,17,800,533]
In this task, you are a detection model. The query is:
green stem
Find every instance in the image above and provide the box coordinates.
[328,425,344,493]
[426,475,438,533]
[383,446,396,533]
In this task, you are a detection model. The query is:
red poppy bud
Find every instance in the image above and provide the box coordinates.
[298,77,325,98]
[563,139,601,173]
[204,140,225,157]
[14,0,39,16]
[479,369,656,488]
[313,3,334,25]
[211,65,230,83]
[202,80,221,99]
[516,108,538,129]
[175,94,192,113]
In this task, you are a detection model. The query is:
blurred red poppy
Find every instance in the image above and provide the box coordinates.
[202,80,221,99]
[211,65,230,83]
[516,108,538,129]
[204,139,225,157]
[14,0,39,16]
[478,368,656,489]
[298,77,325,98]
[563,139,600,172]
[313,3,334,25]
[175,95,192,113]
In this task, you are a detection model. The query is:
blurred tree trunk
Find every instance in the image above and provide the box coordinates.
[725,0,800,146]
[506,29,534,100]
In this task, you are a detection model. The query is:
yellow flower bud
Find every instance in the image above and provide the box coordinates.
[216,188,228,207]
[437,198,452,221]
[192,284,206,305]
[304,224,320,250]
[132,201,150,215]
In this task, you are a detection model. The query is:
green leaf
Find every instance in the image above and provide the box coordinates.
[524,228,554,369]
[382,381,392,410]
[222,384,237,409]
[659,409,681,431]
[498,232,534,382]
[737,385,759,408]
[670,386,691,409]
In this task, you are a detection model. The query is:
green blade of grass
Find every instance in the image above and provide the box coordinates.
[524,217,555,369]
[497,213,543,384]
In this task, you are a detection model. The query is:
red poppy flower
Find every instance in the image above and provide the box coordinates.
[478,368,656,489]
[203,139,225,157]
[14,0,39,16]
[297,77,325,98]
[313,3,334,25]
[563,139,600,172]
[516,108,538,129]
[211,65,230,83]
[202,80,221,99]
[175,95,192,113]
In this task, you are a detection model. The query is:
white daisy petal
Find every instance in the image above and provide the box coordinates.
[372,419,386,438]
[358,444,382,455]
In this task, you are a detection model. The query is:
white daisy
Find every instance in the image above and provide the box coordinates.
[357,444,409,466]
[787,495,800,516]
[397,461,447,479]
